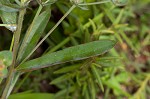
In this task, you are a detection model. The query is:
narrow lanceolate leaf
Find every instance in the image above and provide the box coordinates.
[91,65,104,92]
[50,73,73,84]
[17,8,51,62]
[54,64,81,74]
[17,40,116,72]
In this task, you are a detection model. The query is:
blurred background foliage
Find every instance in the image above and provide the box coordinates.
[0,0,150,99]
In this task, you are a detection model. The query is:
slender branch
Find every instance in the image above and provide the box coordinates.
[78,0,111,6]
[10,35,15,51]
[1,8,26,99]
[0,24,16,27]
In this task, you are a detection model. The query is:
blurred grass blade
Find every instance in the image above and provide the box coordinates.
[17,40,116,72]
[50,73,73,84]
[54,86,76,98]
[54,64,81,74]
[113,9,124,25]
[8,93,54,99]
[91,65,104,92]
[89,78,96,99]
[120,31,139,54]
[103,78,131,97]
[17,7,51,62]
[82,82,87,96]
[85,89,90,99]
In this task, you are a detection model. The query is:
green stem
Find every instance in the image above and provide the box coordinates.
[21,5,76,63]
[0,24,16,27]
[78,0,111,6]
[1,8,26,99]
[10,35,15,51]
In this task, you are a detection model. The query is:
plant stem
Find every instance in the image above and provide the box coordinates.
[10,35,15,51]
[0,24,16,27]
[1,8,26,99]
[78,0,111,6]
[21,5,76,63]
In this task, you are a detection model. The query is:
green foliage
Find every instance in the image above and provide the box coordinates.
[17,40,116,72]
[0,51,12,66]
[17,6,51,62]
[0,0,150,99]
[8,93,54,99]
[0,51,12,83]
[0,0,20,12]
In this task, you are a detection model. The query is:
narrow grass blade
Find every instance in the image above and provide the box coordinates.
[89,78,96,99]
[91,65,104,92]
[50,73,73,84]
[54,64,81,74]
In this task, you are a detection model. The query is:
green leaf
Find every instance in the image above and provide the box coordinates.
[0,51,12,80]
[54,64,81,74]
[17,8,51,62]
[17,40,116,72]
[89,78,96,99]
[0,1,20,12]
[0,67,8,78]
[0,4,19,12]
[91,65,104,92]
[0,11,17,31]
[103,78,131,97]
[0,51,13,66]
[50,73,73,84]
[54,86,76,98]
[82,82,87,96]
[8,93,54,99]
[115,72,128,82]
